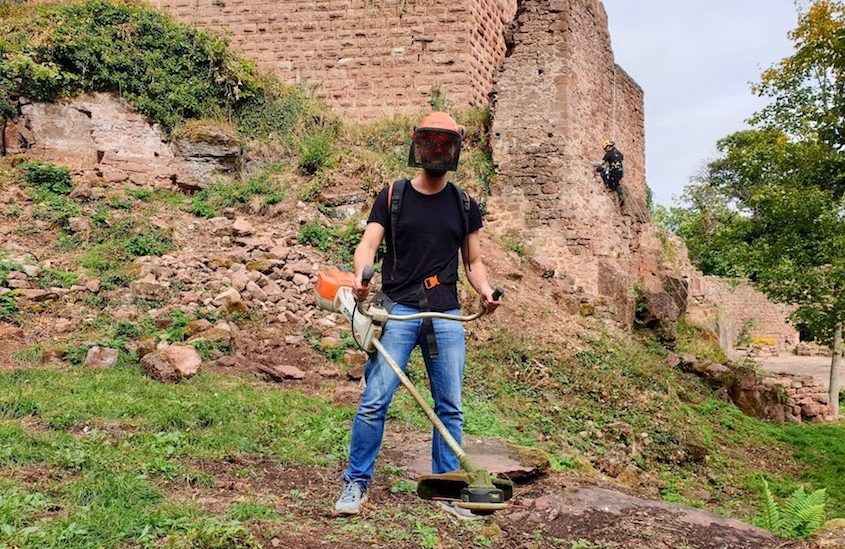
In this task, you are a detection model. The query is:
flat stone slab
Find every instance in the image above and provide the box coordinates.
[506,486,782,549]
[400,436,549,482]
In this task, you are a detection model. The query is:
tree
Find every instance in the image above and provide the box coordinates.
[674,127,845,417]
[670,1,845,421]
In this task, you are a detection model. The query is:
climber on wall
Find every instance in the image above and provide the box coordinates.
[594,139,625,207]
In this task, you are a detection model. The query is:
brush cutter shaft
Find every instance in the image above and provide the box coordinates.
[370,337,470,467]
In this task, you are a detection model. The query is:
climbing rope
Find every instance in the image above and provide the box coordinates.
[611,64,618,141]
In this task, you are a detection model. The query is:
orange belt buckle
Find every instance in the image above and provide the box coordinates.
[424,275,440,290]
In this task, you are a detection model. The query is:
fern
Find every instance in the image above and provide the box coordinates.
[758,477,826,539]
[761,478,782,532]
[780,486,826,538]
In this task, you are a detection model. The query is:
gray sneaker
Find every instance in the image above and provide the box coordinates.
[334,480,367,515]
[438,501,482,520]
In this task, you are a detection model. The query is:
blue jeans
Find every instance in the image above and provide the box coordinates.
[343,303,466,488]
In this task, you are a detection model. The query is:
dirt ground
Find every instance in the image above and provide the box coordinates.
[162,452,812,549]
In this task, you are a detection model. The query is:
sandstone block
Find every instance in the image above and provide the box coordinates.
[84,346,119,369]
[212,287,248,313]
[141,352,178,383]
[161,345,202,379]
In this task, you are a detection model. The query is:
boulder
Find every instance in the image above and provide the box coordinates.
[84,279,101,293]
[185,318,212,337]
[639,290,681,340]
[161,345,202,378]
[130,274,170,301]
[252,362,306,381]
[212,287,248,313]
[84,346,120,369]
[231,217,254,236]
[245,280,267,302]
[68,217,91,234]
[141,352,178,383]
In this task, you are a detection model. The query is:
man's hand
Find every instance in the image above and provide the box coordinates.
[481,287,502,315]
[353,276,372,302]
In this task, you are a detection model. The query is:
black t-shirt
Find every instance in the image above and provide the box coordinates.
[367,181,483,311]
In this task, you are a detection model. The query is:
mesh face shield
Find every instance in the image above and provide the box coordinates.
[408,128,462,172]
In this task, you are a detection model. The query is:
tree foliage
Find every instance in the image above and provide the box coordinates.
[751,0,845,148]
[667,1,845,348]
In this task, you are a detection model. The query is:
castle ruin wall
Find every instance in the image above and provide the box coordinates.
[149,0,517,120]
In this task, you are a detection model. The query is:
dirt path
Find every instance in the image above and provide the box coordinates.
[758,355,837,390]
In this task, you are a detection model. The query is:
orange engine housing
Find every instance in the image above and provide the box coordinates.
[315,267,355,301]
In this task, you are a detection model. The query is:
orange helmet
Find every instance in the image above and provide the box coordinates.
[408,112,465,172]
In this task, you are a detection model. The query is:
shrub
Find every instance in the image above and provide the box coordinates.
[11,344,43,366]
[0,258,24,287]
[1,1,314,138]
[33,193,80,226]
[122,229,174,257]
[298,129,335,175]
[36,268,78,289]
[186,168,285,218]
[298,221,337,252]
[0,294,19,322]
[20,161,73,195]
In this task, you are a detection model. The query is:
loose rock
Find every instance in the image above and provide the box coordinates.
[84,346,119,369]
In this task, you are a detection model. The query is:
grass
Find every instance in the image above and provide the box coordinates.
[186,166,287,218]
[387,326,845,527]
[0,366,354,547]
[297,220,363,265]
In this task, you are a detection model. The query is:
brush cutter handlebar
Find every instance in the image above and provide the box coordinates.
[356,265,504,322]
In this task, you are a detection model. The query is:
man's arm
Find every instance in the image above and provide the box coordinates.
[352,222,385,300]
[461,230,501,314]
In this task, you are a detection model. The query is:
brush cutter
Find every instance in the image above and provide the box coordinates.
[315,266,513,515]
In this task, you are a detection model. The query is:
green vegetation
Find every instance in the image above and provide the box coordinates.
[11,344,44,366]
[758,478,826,538]
[80,214,173,284]
[21,160,73,195]
[0,0,313,136]
[36,268,79,289]
[298,128,336,175]
[312,331,355,363]
[19,160,80,227]
[675,317,729,364]
[186,166,287,218]
[298,220,363,265]
[0,294,19,323]
[0,257,24,287]
[663,1,845,414]
[0,364,352,547]
[388,327,845,524]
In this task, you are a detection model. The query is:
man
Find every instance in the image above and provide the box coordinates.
[334,112,501,519]
[595,139,625,206]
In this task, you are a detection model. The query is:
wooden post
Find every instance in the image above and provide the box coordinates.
[830,321,842,420]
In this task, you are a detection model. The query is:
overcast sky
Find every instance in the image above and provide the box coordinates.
[602,1,798,206]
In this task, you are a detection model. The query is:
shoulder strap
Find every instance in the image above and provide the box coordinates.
[449,182,471,239]
[449,182,472,272]
[388,179,408,277]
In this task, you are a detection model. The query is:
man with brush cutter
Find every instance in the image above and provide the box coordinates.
[334,111,502,519]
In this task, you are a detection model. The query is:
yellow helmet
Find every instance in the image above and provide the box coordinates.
[602,139,615,149]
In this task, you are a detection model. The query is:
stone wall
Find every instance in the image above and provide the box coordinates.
[687,276,799,353]
[2,93,239,190]
[488,0,657,320]
[148,0,517,121]
[676,354,833,423]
